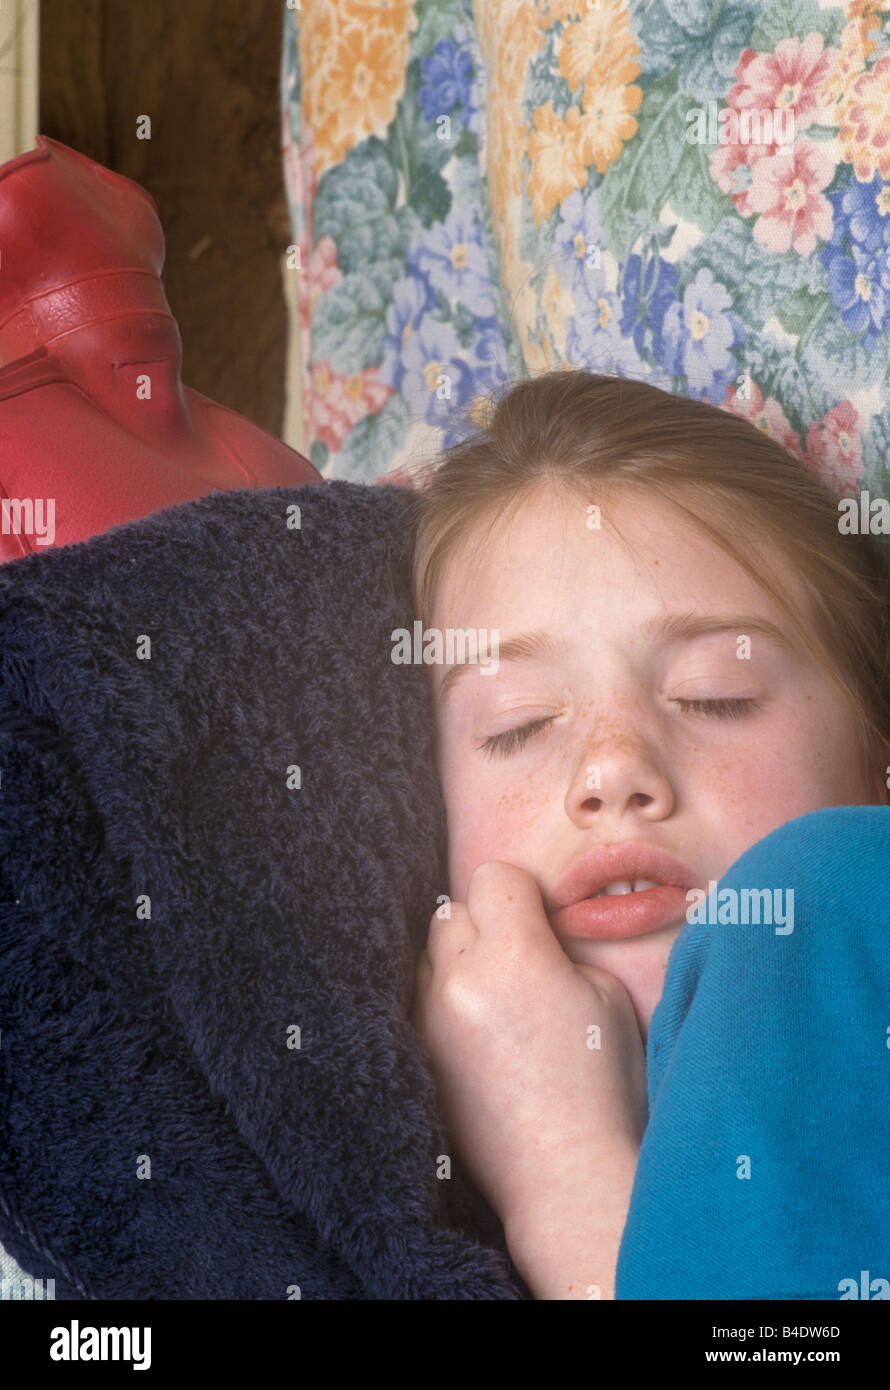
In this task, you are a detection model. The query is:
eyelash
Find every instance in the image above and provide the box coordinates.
[477,698,762,758]
[478,717,554,758]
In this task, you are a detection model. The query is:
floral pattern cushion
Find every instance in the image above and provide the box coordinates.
[281,0,890,503]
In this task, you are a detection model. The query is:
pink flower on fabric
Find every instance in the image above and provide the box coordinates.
[373,461,437,489]
[723,379,803,456]
[709,141,757,216]
[804,401,864,497]
[732,34,835,132]
[709,35,838,217]
[282,116,319,211]
[309,235,342,295]
[297,234,342,365]
[295,235,343,438]
[746,138,836,254]
[311,362,393,452]
[373,466,416,488]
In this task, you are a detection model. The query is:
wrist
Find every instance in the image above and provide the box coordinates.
[501,1136,640,1301]
[498,1127,640,1231]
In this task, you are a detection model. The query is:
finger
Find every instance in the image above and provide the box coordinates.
[465,859,557,946]
[572,963,644,1046]
[423,900,477,965]
[572,961,635,1012]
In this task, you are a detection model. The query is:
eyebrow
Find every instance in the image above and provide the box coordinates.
[434,611,794,705]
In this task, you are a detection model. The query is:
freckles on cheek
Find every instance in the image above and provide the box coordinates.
[494,781,541,820]
[704,745,800,837]
[468,785,538,859]
[447,771,545,900]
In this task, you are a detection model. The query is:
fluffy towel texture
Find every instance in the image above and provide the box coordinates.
[616,804,890,1300]
[0,480,528,1300]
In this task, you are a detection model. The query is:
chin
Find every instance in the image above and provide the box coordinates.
[557,917,687,1040]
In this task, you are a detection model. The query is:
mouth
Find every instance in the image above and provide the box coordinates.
[546,841,701,941]
[548,884,692,940]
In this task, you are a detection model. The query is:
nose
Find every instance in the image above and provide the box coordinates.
[565,725,675,827]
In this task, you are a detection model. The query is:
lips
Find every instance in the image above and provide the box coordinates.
[546,841,701,941]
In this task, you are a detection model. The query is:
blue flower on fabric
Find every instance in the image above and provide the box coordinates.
[661,267,745,401]
[379,275,434,393]
[553,189,607,302]
[567,289,665,384]
[469,315,510,378]
[823,241,890,353]
[419,35,481,137]
[826,174,890,254]
[619,253,678,363]
[400,312,477,433]
[442,315,510,446]
[411,207,493,307]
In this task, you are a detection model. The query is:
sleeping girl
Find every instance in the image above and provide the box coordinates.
[408,370,890,1300]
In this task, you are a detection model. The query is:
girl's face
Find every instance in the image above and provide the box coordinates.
[428,483,886,1037]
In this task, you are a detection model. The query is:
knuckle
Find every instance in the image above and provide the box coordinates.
[466,860,517,916]
[428,900,469,929]
[467,859,511,892]
[585,967,628,1010]
[437,964,485,1025]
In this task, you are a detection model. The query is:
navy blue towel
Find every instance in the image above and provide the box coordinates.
[0,481,528,1300]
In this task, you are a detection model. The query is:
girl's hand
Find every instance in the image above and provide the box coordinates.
[411,859,648,1232]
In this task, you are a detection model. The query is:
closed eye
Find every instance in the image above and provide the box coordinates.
[676,697,762,719]
[478,716,554,758]
[478,698,761,758]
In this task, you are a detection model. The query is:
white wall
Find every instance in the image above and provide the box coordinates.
[0,0,39,164]
[280,249,306,456]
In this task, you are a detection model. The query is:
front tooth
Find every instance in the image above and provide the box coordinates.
[633,879,659,892]
[602,880,633,896]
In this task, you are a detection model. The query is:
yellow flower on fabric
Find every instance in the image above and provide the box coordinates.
[475,1,550,274]
[302,2,336,66]
[839,53,890,180]
[819,16,880,115]
[494,3,547,105]
[523,326,556,374]
[301,4,337,151]
[511,275,541,354]
[527,104,594,222]
[559,7,641,96]
[541,265,574,351]
[340,0,417,31]
[578,71,643,174]
[845,0,886,16]
[302,0,414,173]
[489,110,528,215]
[539,0,593,22]
[469,393,496,430]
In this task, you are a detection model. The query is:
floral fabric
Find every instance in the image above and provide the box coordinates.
[281,0,890,500]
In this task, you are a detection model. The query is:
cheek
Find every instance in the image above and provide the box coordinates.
[702,745,793,834]
[695,708,865,857]
[442,752,551,902]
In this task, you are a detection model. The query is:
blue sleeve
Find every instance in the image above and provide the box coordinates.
[615,805,890,1300]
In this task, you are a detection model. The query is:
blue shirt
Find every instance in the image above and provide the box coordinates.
[616,805,890,1300]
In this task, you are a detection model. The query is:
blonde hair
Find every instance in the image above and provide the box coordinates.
[405,370,890,790]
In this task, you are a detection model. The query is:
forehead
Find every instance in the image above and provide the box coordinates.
[430,483,799,631]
